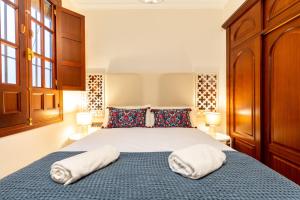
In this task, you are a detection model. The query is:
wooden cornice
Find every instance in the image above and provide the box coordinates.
[222,0,260,29]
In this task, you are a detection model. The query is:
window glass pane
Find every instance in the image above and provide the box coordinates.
[1,46,5,83]
[0,2,16,43]
[44,30,52,58]
[31,22,41,54]
[7,56,16,83]
[32,62,36,86]
[6,3,15,43]
[31,0,41,21]
[45,61,52,88]
[44,0,52,29]
[32,57,42,87]
[0,2,4,39]
[1,44,16,84]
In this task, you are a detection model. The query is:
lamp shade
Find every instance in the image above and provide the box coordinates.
[205,112,221,126]
[76,112,92,126]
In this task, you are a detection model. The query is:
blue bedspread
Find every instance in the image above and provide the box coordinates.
[0,151,299,200]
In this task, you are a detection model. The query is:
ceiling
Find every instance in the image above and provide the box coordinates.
[66,0,229,10]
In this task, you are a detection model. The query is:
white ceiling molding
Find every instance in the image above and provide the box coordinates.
[68,0,229,10]
[140,0,165,4]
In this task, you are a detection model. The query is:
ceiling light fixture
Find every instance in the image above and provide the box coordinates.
[140,0,164,4]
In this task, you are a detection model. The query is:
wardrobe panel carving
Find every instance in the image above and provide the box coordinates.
[230,2,261,47]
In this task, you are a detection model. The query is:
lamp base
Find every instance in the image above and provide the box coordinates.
[208,126,217,137]
[79,125,89,136]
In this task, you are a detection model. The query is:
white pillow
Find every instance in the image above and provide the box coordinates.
[102,105,151,128]
[149,106,198,127]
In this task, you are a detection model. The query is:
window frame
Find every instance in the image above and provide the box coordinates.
[29,0,56,90]
[0,0,64,138]
[0,0,88,138]
[0,0,20,87]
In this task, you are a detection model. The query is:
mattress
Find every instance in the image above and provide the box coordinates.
[62,128,233,152]
[1,151,300,200]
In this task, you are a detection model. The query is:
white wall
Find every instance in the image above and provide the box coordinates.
[82,9,224,74]
[223,0,246,21]
[105,73,195,107]
[63,3,244,132]
[71,8,228,126]
[82,9,229,129]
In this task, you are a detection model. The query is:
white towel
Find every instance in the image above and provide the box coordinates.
[168,144,226,179]
[50,145,120,185]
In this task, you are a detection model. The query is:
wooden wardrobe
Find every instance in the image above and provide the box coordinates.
[223,0,300,184]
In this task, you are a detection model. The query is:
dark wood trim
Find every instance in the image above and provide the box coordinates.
[222,0,259,29]
[226,28,231,135]
[0,117,63,137]
[2,0,18,8]
[48,0,61,6]
[31,17,55,33]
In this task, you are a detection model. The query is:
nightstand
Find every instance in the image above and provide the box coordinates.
[90,122,103,133]
[198,125,231,147]
[213,133,231,147]
[66,133,87,146]
[68,125,102,144]
[89,126,102,134]
[69,133,85,142]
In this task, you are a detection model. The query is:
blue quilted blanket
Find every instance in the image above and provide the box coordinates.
[0,151,299,200]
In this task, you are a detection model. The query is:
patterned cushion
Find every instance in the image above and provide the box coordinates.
[107,108,147,128]
[151,109,192,128]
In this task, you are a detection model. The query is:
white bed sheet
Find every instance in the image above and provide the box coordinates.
[61,128,233,152]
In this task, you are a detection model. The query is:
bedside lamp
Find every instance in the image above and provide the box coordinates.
[205,112,221,137]
[76,112,92,136]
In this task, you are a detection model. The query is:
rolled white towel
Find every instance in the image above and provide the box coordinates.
[50,145,120,185]
[168,144,226,179]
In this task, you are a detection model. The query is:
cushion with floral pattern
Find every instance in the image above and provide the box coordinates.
[107,108,148,128]
[150,109,192,128]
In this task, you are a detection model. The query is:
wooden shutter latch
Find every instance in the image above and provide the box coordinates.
[21,24,26,34]
[27,118,33,126]
[26,48,35,61]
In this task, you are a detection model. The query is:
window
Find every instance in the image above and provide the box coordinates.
[0,0,18,85]
[0,0,85,137]
[30,0,55,89]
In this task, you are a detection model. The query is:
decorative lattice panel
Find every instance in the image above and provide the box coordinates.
[196,74,218,111]
[87,74,104,111]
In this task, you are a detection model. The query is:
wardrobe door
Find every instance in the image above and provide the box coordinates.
[264,17,300,184]
[229,37,261,160]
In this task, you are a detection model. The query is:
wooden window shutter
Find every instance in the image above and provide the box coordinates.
[0,0,28,134]
[56,7,85,90]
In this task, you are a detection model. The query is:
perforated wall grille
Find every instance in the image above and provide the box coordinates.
[196,74,218,111]
[86,74,104,111]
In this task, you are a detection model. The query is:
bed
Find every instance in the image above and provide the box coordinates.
[0,128,300,199]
